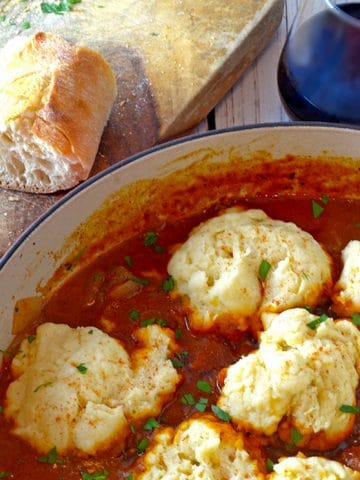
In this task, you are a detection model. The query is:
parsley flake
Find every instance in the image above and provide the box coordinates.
[182,393,195,406]
[124,255,133,268]
[351,313,360,326]
[76,363,88,374]
[340,404,360,414]
[0,15,6,22]
[259,260,272,281]
[196,380,213,393]
[266,458,275,472]
[290,427,303,446]
[27,335,36,344]
[175,328,182,340]
[194,397,208,412]
[312,200,325,218]
[81,470,108,480]
[137,437,149,454]
[41,0,81,14]
[37,447,64,464]
[162,275,175,292]
[126,475,134,480]
[129,309,140,321]
[306,314,328,330]
[128,276,150,286]
[34,381,53,393]
[211,405,231,422]
[144,231,158,246]
[143,417,160,431]
[22,20,31,29]
[130,424,136,434]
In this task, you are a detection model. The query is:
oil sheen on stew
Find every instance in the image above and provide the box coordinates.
[0,196,360,479]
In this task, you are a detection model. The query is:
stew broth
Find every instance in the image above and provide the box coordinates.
[0,196,360,479]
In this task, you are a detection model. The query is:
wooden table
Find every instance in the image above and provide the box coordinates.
[0,0,298,258]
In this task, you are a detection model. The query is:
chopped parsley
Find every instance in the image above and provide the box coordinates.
[340,404,360,414]
[76,363,88,374]
[140,318,156,327]
[266,458,275,472]
[144,231,158,246]
[0,15,6,22]
[27,335,36,344]
[128,276,150,286]
[194,397,208,412]
[37,447,64,464]
[41,0,81,14]
[34,381,53,393]
[137,437,149,454]
[130,424,136,434]
[22,20,31,29]
[124,255,133,268]
[306,313,328,330]
[171,351,189,368]
[312,200,325,218]
[126,475,133,480]
[302,305,312,312]
[182,393,195,406]
[259,260,271,281]
[290,427,303,446]
[211,405,231,422]
[351,313,360,326]
[162,275,175,292]
[143,417,160,431]
[175,328,182,340]
[196,380,213,393]
[129,309,140,321]
[81,470,108,480]
[321,194,329,204]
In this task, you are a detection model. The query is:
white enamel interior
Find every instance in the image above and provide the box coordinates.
[1,123,360,349]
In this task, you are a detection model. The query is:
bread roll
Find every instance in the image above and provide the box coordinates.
[0,32,117,193]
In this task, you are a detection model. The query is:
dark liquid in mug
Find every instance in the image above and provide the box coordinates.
[278,3,360,123]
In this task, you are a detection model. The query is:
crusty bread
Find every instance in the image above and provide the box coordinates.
[0,32,117,193]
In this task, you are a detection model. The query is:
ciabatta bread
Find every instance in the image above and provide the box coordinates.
[0,32,117,193]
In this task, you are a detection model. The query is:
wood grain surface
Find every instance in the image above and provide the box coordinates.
[0,0,285,257]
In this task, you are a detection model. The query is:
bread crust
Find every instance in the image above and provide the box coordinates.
[0,32,117,193]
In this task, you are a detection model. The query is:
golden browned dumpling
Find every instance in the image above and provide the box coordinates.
[5,323,180,455]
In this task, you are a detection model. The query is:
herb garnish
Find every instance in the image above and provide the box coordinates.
[143,417,160,431]
[22,20,31,29]
[340,404,360,414]
[129,309,140,321]
[311,200,325,218]
[0,15,6,22]
[306,313,328,330]
[27,335,36,344]
[196,380,213,393]
[128,276,150,286]
[144,232,158,246]
[81,470,108,480]
[41,0,81,15]
[37,447,64,464]
[259,260,271,281]
[351,313,360,326]
[137,437,149,454]
[182,393,195,406]
[76,363,88,374]
[194,397,208,412]
[211,405,231,422]
[175,328,182,340]
[34,381,53,393]
[290,427,303,446]
[124,255,133,268]
[266,458,275,472]
[162,275,175,292]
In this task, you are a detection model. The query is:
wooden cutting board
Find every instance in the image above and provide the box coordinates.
[0,0,284,257]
